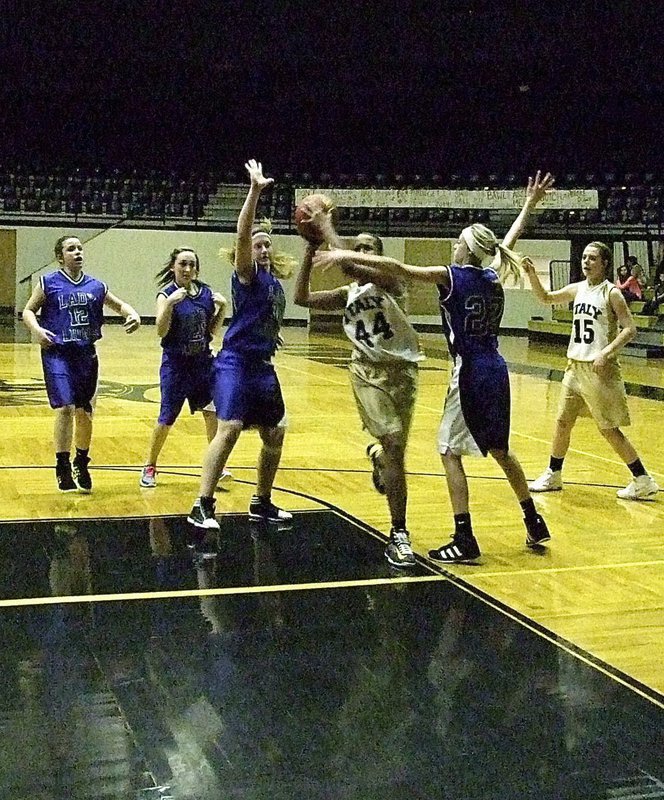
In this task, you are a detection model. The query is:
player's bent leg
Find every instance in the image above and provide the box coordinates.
[490,448,551,548]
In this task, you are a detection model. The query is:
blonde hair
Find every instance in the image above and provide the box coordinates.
[462,223,524,284]
[220,217,297,280]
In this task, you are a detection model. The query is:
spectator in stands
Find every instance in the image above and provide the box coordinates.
[626,255,646,284]
[527,242,658,501]
[642,261,664,315]
[22,235,141,493]
[616,261,644,302]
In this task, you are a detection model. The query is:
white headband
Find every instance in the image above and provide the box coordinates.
[461,226,491,260]
[252,231,272,243]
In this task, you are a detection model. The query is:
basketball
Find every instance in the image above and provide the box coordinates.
[294,193,336,245]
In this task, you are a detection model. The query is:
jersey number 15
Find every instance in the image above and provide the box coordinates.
[573,318,595,344]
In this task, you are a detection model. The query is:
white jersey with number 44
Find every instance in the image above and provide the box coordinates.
[343,282,424,364]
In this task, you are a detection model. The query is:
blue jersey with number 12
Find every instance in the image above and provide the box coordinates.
[39,270,107,347]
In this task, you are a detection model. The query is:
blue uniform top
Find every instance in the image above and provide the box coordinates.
[222,265,285,359]
[158,281,216,357]
[437,264,505,360]
[39,270,107,346]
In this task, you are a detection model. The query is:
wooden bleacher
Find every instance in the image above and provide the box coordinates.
[527,300,664,359]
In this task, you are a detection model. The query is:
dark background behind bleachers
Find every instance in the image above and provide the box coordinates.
[1,4,663,179]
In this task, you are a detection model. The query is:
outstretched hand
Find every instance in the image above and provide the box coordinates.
[245,159,274,191]
[526,170,555,205]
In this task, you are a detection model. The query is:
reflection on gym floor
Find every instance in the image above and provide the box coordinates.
[0,510,662,799]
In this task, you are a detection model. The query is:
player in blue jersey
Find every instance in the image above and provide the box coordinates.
[139,247,232,490]
[313,172,554,562]
[188,160,297,530]
[22,235,141,492]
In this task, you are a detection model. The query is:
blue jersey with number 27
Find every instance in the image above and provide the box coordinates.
[437,264,504,359]
[437,264,510,455]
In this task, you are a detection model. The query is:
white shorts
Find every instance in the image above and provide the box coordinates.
[437,361,483,457]
[558,360,630,430]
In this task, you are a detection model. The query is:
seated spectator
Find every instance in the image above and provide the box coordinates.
[24,197,42,212]
[642,262,664,315]
[626,254,646,284]
[44,197,63,213]
[615,263,644,302]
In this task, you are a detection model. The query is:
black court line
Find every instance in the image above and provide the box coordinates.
[3,461,654,495]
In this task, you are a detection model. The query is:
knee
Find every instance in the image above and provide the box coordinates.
[260,426,285,452]
[441,449,462,468]
[57,404,75,419]
[599,426,622,442]
[555,416,574,434]
[490,448,509,467]
[216,420,242,442]
[380,434,405,462]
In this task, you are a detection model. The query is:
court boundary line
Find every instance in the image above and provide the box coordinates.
[0,462,658,489]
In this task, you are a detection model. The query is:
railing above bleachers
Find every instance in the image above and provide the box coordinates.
[1,166,664,235]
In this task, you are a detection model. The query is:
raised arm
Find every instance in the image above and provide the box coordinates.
[293,243,348,310]
[502,171,555,250]
[234,159,274,282]
[339,261,404,293]
[521,258,579,306]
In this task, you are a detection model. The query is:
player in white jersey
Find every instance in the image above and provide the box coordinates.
[295,230,423,568]
[525,241,658,500]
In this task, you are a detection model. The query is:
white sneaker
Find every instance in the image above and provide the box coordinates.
[139,465,157,488]
[528,467,563,492]
[216,468,233,492]
[617,474,659,500]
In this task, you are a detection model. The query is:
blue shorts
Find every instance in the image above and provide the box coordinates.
[212,350,285,428]
[41,344,99,412]
[158,350,213,426]
[458,353,510,455]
